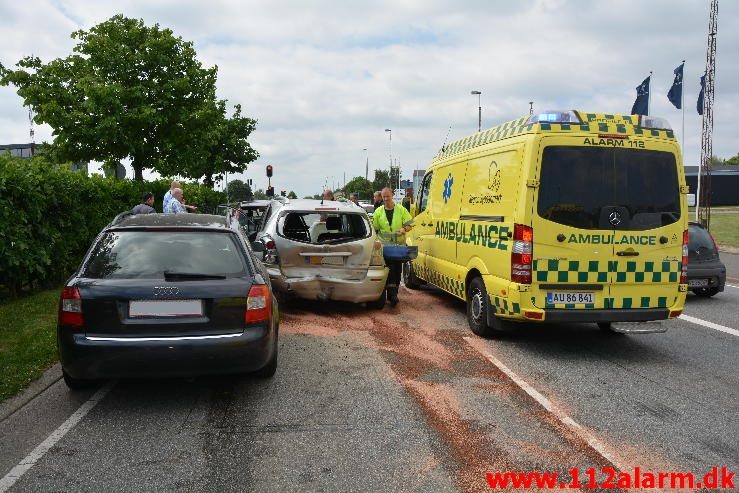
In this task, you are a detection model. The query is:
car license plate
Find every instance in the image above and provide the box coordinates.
[688,279,709,287]
[306,255,344,266]
[129,300,203,317]
[546,292,594,304]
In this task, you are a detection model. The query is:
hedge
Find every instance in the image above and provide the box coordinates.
[0,155,226,296]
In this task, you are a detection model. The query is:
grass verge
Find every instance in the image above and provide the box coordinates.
[705,214,739,249]
[0,289,60,402]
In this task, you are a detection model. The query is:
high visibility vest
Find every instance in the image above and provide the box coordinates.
[373,204,411,245]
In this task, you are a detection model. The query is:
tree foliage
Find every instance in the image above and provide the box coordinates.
[287,191,298,199]
[372,169,392,191]
[0,15,258,183]
[724,153,739,166]
[226,178,253,202]
[343,176,374,201]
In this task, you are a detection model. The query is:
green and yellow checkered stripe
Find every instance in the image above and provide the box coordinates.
[533,259,681,284]
[541,296,668,309]
[413,264,465,298]
[433,111,676,163]
[412,264,520,316]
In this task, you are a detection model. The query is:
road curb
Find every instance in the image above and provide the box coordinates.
[0,362,62,423]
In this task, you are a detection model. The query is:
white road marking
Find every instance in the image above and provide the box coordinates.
[463,337,626,471]
[0,381,115,492]
[725,283,739,289]
[679,314,739,337]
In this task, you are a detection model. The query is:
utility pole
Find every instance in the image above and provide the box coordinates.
[697,0,718,228]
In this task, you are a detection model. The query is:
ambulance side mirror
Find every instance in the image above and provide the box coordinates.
[686,193,696,207]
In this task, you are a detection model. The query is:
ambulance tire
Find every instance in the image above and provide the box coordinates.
[467,277,498,337]
[402,261,422,290]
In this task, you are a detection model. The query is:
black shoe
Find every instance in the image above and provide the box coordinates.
[388,294,399,306]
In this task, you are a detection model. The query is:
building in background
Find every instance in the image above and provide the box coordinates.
[684,165,739,206]
[0,143,89,174]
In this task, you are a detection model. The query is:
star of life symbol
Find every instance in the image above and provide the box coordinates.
[443,173,454,204]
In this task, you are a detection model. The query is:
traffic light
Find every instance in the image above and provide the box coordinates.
[280,190,286,197]
[266,186,274,197]
[266,165,273,178]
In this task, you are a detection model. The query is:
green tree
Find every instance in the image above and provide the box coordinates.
[724,153,739,166]
[0,15,257,182]
[253,189,268,200]
[343,176,374,201]
[287,191,298,199]
[226,178,253,202]
[372,169,392,191]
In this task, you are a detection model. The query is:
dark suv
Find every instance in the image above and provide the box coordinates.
[687,221,726,297]
[57,212,279,388]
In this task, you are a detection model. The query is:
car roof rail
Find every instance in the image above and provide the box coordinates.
[110,210,135,226]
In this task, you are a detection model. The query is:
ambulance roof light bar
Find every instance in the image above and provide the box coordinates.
[528,110,581,125]
[639,115,672,130]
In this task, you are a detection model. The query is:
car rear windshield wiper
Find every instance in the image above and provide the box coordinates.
[164,271,227,281]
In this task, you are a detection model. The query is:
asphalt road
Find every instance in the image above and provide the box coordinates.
[1,281,737,492]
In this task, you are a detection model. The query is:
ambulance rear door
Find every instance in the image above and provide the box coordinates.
[530,136,684,314]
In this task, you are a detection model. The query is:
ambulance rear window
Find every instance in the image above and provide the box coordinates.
[537,146,680,231]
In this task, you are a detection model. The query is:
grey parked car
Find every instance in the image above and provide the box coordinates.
[687,221,726,297]
[253,198,389,308]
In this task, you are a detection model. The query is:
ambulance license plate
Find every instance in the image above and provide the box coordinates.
[547,292,594,304]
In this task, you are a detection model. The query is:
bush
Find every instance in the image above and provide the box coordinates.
[0,155,225,296]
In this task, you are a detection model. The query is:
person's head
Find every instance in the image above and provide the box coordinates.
[322,189,334,200]
[170,180,181,191]
[172,187,183,201]
[350,192,359,204]
[373,191,382,203]
[381,187,395,208]
[142,192,154,206]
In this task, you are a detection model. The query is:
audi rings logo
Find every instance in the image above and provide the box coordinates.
[153,286,179,296]
[608,211,622,226]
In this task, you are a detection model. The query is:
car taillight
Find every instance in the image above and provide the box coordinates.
[262,235,279,264]
[370,240,385,266]
[59,286,84,327]
[680,229,689,284]
[511,224,533,284]
[245,284,271,324]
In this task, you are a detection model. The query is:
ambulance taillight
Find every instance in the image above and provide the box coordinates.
[680,229,689,285]
[511,224,533,284]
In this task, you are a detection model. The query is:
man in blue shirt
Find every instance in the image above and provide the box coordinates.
[164,188,186,214]
[162,180,181,212]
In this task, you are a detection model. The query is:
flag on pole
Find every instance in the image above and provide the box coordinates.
[631,76,650,115]
[667,63,684,109]
[697,73,706,115]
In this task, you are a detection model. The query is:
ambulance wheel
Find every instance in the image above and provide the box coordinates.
[467,277,495,337]
[402,261,422,290]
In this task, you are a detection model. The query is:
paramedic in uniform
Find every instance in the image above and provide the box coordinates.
[373,187,412,306]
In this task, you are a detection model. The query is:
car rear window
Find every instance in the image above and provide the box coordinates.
[82,231,249,279]
[537,146,680,230]
[279,212,369,244]
[688,224,716,251]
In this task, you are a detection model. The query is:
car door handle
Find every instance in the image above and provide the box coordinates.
[616,250,640,257]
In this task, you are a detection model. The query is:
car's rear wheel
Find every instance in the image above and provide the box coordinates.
[692,287,720,297]
[402,261,422,290]
[62,369,93,390]
[366,294,386,310]
[253,349,278,378]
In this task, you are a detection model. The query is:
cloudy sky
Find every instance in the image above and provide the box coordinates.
[1,0,737,198]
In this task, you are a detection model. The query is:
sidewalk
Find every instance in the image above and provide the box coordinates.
[720,250,739,283]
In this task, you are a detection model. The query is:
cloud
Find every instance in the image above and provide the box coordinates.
[1,0,737,196]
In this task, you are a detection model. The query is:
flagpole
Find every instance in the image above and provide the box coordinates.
[648,71,653,115]
[681,60,685,160]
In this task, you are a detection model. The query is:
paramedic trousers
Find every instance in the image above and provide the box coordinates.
[386,260,402,301]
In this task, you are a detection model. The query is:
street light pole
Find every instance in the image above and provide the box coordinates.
[471,90,482,132]
[384,129,392,167]
[363,148,368,181]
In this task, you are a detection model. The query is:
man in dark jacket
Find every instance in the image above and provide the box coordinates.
[132,192,156,214]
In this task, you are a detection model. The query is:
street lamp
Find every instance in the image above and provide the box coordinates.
[384,129,392,167]
[471,90,482,132]
[363,148,368,181]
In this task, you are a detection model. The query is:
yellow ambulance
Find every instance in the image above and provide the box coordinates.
[404,110,689,336]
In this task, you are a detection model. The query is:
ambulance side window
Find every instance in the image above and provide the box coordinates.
[418,173,433,214]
